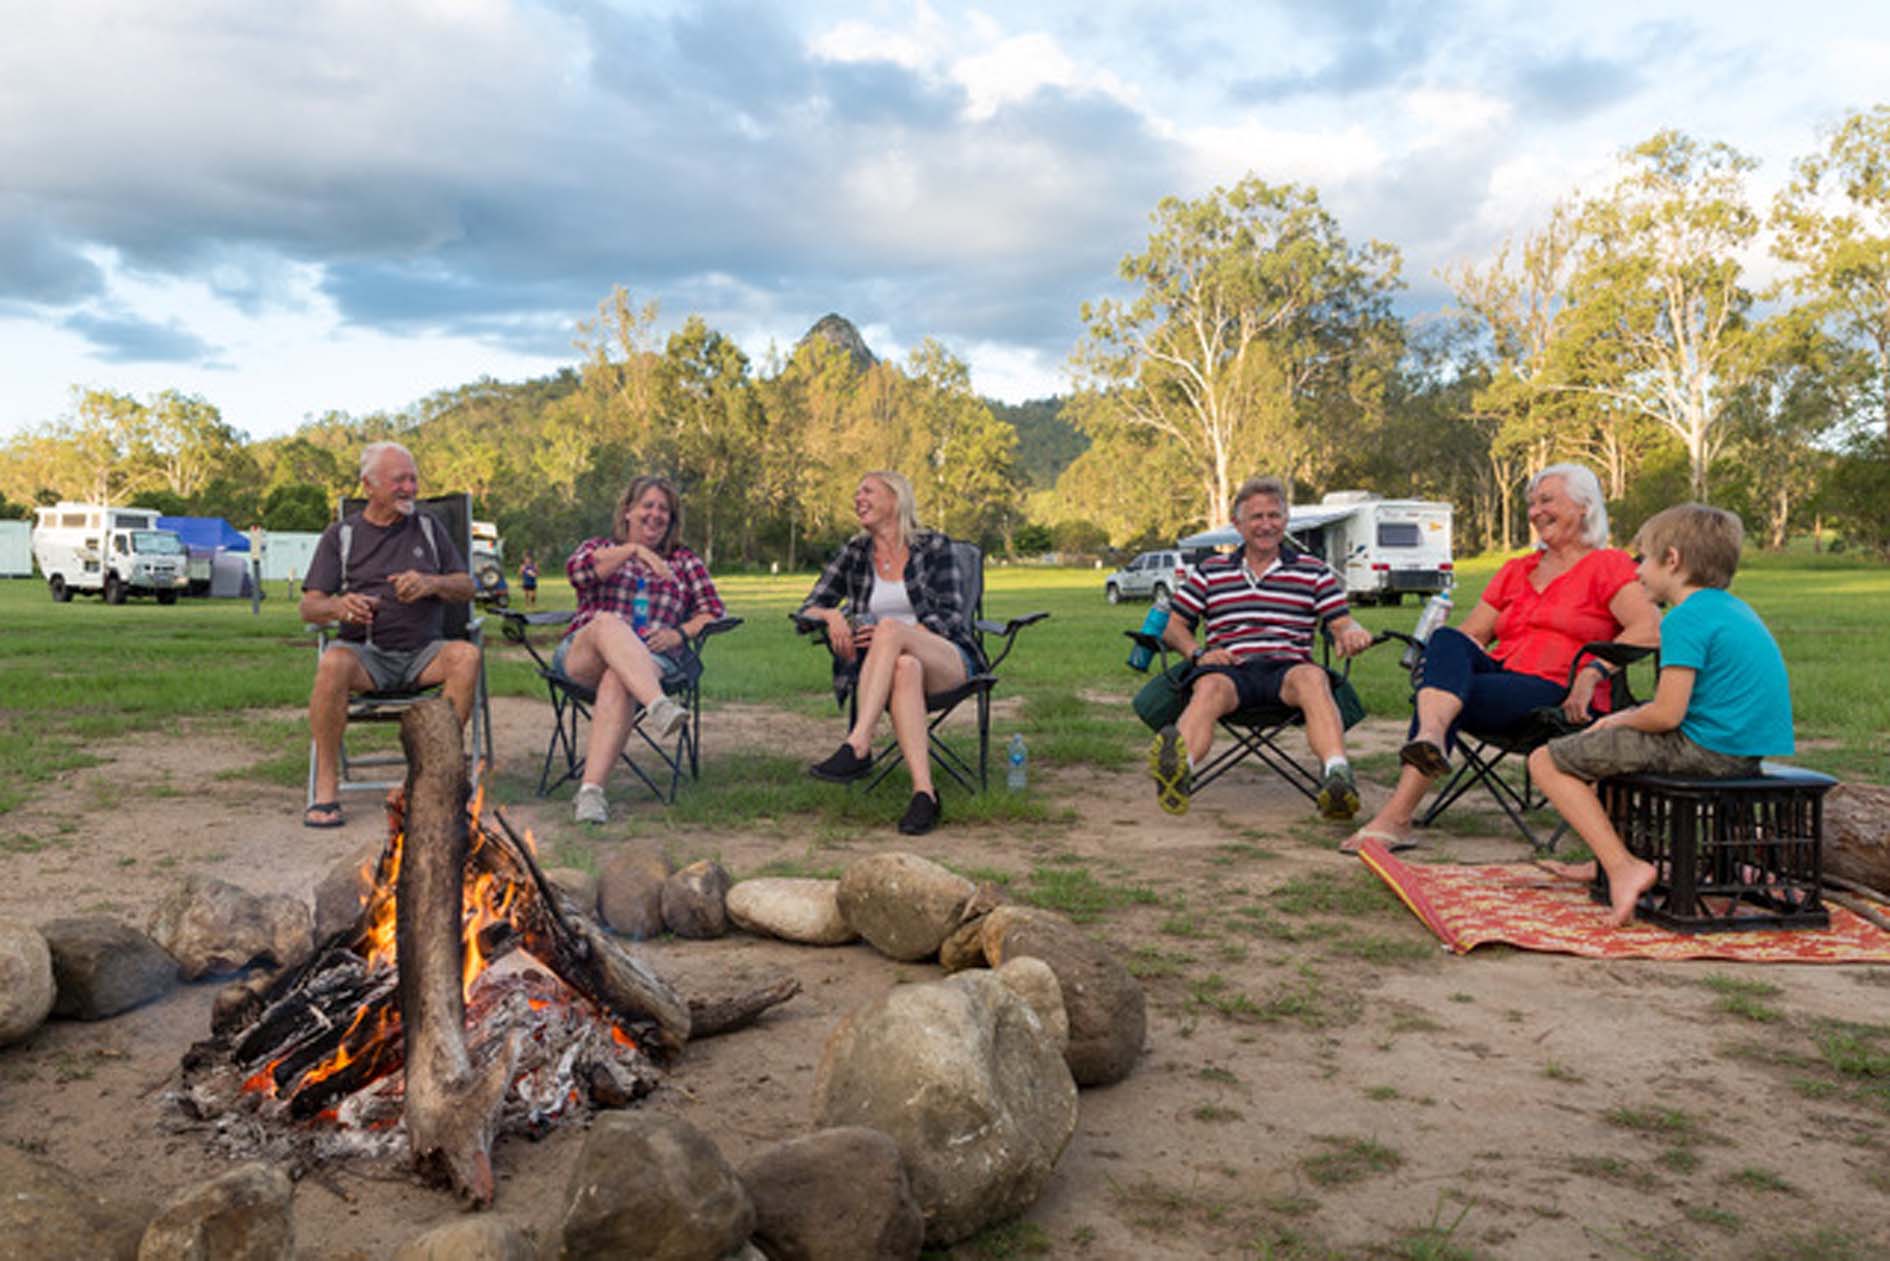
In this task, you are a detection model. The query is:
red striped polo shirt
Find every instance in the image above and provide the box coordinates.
[1171,546,1349,664]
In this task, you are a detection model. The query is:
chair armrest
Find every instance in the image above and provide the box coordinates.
[686,616,743,656]
[1123,628,1175,674]
[498,607,574,644]
[980,610,1050,671]
[790,611,835,648]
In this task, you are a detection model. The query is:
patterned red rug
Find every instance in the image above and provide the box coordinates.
[1354,838,1890,962]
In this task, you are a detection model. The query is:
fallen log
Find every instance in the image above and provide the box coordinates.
[397,698,516,1206]
[687,975,802,1039]
[1826,784,1890,895]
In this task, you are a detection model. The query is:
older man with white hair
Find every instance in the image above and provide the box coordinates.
[298,441,478,828]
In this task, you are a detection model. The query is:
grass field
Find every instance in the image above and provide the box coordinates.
[2,549,1887,816]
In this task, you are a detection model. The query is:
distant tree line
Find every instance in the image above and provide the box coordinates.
[5,106,1888,562]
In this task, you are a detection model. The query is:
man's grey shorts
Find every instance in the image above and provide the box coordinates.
[1546,724,1760,782]
[325,638,446,694]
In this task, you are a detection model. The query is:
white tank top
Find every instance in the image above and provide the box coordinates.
[867,576,919,624]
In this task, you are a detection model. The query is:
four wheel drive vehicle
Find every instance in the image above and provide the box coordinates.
[1104,549,1199,604]
[32,502,191,604]
[471,519,507,606]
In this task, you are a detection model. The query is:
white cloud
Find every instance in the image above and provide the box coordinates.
[1182,119,1386,193]
[1400,88,1512,141]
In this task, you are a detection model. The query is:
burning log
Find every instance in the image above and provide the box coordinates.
[397,697,516,1205]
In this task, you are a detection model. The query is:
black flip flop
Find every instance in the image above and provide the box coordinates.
[1398,740,1451,778]
[303,800,345,829]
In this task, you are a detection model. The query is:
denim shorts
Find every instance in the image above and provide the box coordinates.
[551,632,692,688]
[1546,725,1761,782]
[325,638,444,693]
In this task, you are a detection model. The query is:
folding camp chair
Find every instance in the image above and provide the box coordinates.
[1386,631,1655,851]
[793,541,1049,794]
[1126,627,1375,804]
[500,609,742,804]
[305,493,493,806]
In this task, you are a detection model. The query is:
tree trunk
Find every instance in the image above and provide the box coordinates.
[1825,784,1890,895]
[397,699,516,1206]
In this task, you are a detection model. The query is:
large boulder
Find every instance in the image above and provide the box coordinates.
[836,852,975,962]
[983,906,1145,1087]
[137,1161,294,1260]
[725,878,858,946]
[311,842,382,943]
[661,860,732,940]
[393,1215,535,1261]
[0,1146,154,1259]
[740,1127,923,1261]
[543,866,600,915]
[146,876,313,982]
[40,916,178,1020]
[596,841,673,940]
[555,1112,755,1260]
[0,920,56,1045]
[812,970,1078,1246]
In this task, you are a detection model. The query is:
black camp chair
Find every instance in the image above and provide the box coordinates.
[1126,626,1375,804]
[1386,630,1656,852]
[305,493,493,806]
[793,541,1048,794]
[500,609,742,803]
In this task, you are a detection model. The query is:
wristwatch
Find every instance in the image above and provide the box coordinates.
[1584,659,1612,680]
[1190,647,1206,665]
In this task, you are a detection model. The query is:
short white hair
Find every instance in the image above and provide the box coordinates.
[1530,462,1609,548]
[360,441,415,484]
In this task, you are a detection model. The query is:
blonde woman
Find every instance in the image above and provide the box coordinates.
[799,471,983,836]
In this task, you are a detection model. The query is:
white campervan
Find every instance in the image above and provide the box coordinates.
[1178,491,1454,606]
[32,502,191,604]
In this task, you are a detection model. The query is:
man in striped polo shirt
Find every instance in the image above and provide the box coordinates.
[1152,475,1375,819]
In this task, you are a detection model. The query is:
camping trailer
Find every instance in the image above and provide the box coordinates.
[1178,492,1453,606]
[32,502,191,604]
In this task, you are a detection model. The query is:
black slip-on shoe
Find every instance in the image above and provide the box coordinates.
[897,791,941,835]
[809,742,873,783]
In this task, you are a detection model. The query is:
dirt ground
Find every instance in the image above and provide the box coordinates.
[3,698,1888,1260]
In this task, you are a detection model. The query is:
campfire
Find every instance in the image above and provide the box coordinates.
[170,699,787,1205]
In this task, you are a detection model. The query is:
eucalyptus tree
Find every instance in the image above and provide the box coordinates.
[1553,131,1761,500]
[1072,175,1402,526]
[1773,104,1890,441]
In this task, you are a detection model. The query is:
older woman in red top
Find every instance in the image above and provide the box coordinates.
[558,475,725,825]
[1344,463,1659,852]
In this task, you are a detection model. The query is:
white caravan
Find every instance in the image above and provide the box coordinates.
[1178,491,1454,606]
[31,502,191,604]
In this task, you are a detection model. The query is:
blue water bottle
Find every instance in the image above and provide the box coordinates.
[1126,593,1171,673]
[631,573,650,633]
[1007,734,1028,791]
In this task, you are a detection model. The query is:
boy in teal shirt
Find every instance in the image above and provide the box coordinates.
[1530,504,1795,925]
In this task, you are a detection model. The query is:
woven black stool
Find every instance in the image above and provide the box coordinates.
[1593,764,1837,932]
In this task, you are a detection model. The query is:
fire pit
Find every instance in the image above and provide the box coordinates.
[167,699,785,1204]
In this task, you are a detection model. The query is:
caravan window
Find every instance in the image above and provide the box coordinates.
[132,531,184,555]
[1377,522,1422,548]
[62,512,88,528]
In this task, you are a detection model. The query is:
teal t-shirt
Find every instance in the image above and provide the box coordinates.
[1659,588,1794,757]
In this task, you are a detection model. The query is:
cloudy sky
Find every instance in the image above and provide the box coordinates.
[2,0,1885,440]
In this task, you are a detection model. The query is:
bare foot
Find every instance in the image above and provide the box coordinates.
[1607,859,1659,926]
[1534,859,1598,882]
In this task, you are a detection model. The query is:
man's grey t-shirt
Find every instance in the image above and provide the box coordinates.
[303,511,467,652]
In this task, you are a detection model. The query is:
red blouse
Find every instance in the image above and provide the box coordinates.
[1482,548,1638,688]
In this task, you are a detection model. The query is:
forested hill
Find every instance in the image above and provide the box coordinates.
[987,397,1086,489]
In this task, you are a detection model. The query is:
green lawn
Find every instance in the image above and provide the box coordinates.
[1,550,1885,816]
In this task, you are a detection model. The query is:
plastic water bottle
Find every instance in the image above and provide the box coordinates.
[1126,593,1171,673]
[631,573,651,633]
[1006,734,1028,791]
[1400,592,1453,671]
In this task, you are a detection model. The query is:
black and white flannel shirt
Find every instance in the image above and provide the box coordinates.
[798,529,984,701]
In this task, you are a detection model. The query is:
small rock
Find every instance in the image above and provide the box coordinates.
[661,860,732,939]
[0,1146,154,1259]
[992,956,1068,1054]
[146,876,313,982]
[596,841,673,940]
[543,866,600,915]
[741,1127,922,1261]
[137,1161,294,1261]
[725,878,857,945]
[812,970,1078,1246]
[936,917,988,973]
[393,1215,534,1261]
[312,842,383,942]
[983,906,1145,1087]
[555,1112,755,1260]
[39,916,178,1020]
[0,920,55,1045]
[836,852,975,962]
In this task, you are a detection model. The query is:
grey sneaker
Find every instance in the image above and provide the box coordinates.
[646,695,689,740]
[573,783,609,825]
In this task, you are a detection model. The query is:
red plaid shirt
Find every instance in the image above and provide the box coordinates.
[564,536,724,643]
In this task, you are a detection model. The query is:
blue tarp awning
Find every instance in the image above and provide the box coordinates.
[157,516,250,552]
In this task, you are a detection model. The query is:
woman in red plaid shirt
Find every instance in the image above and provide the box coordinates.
[557,475,726,824]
